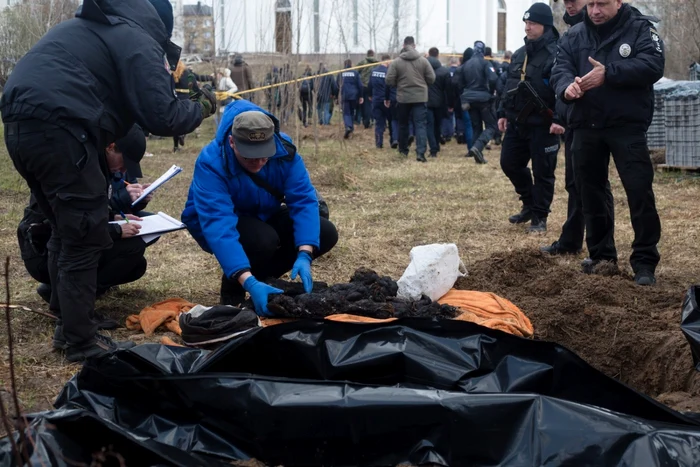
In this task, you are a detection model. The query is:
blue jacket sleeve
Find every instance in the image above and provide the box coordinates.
[551,34,578,103]
[283,155,320,250]
[606,22,665,88]
[191,155,250,278]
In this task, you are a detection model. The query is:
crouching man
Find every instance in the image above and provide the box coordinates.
[182,100,339,316]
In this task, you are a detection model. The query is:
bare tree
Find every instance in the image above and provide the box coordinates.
[0,0,78,87]
[635,0,698,79]
[359,0,391,52]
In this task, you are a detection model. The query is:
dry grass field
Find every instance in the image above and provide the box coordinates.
[1,113,699,417]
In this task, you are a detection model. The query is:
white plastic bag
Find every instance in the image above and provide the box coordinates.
[396,243,467,301]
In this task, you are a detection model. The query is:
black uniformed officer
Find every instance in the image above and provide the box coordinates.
[1,0,217,361]
[542,0,615,256]
[498,3,565,233]
[551,0,664,285]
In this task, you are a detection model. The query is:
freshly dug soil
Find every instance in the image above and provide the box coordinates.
[261,268,461,320]
[455,249,700,412]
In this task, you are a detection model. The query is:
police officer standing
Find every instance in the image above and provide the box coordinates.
[458,41,498,164]
[498,3,565,233]
[337,59,364,139]
[368,54,394,148]
[1,0,216,361]
[551,0,664,285]
[541,0,616,256]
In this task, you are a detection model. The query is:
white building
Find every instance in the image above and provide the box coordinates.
[211,0,549,56]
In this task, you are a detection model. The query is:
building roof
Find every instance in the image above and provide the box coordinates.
[183,2,212,16]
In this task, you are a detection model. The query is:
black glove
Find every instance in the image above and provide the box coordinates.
[191,83,217,119]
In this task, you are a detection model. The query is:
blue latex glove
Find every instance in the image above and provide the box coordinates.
[242,276,283,317]
[290,251,313,294]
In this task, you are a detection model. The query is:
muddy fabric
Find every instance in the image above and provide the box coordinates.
[126,298,195,336]
[256,268,461,320]
[438,289,534,338]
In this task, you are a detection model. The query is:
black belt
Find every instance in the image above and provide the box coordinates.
[4,119,55,136]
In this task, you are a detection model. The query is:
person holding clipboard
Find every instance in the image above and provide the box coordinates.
[17,126,158,333]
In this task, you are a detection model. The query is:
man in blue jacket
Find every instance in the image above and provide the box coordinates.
[182,100,338,315]
[338,59,364,139]
[368,54,393,148]
[551,0,664,285]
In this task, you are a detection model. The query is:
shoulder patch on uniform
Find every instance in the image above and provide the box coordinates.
[650,27,662,53]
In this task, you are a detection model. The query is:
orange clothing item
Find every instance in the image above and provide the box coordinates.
[126,298,195,336]
[438,289,533,338]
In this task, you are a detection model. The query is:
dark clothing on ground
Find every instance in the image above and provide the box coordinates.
[219,210,338,302]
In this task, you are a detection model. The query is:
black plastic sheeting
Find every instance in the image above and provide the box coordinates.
[4,318,700,466]
[682,286,700,371]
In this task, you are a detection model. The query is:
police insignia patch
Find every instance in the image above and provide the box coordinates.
[523,11,530,20]
[619,43,631,58]
[650,28,662,53]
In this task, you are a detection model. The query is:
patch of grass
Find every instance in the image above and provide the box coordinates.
[0,117,699,415]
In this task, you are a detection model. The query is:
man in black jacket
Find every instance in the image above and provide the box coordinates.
[1,0,216,361]
[551,0,664,285]
[541,0,615,256]
[498,3,565,233]
[426,48,452,158]
[458,41,498,164]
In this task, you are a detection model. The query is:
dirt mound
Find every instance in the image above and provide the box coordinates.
[455,249,700,411]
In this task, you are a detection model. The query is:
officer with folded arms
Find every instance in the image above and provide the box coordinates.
[551,0,664,285]
[498,3,565,234]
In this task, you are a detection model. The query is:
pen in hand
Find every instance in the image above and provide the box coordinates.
[119,210,130,223]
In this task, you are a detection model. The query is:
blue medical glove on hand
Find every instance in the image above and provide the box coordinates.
[242,276,283,317]
[290,251,314,294]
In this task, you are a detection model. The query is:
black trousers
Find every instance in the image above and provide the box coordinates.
[500,123,559,220]
[572,127,661,272]
[300,93,312,125]
[221,209,339,298]
[23,237,148,295]
[397,102,428,157]
[426,107,443,155]
[5,121,111,345]
[469,101,497,152]
[556,130,615,252]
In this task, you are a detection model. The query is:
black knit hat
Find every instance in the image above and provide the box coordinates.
[523,3,554,27]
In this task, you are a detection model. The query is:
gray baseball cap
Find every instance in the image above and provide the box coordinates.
[231,111,277,159]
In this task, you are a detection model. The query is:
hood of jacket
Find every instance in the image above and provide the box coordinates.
[215,100,295,172]
[364,56,379,64]
[427,56,442,70]
[76,0,169,48]
[563,10,585,27]
[399,47,422,61]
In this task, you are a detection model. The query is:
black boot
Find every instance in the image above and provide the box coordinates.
[528,217,547,233]
[508,206,532,224]
[37,283,51,304]
[468,147,487,164]
[540,241,581,256]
